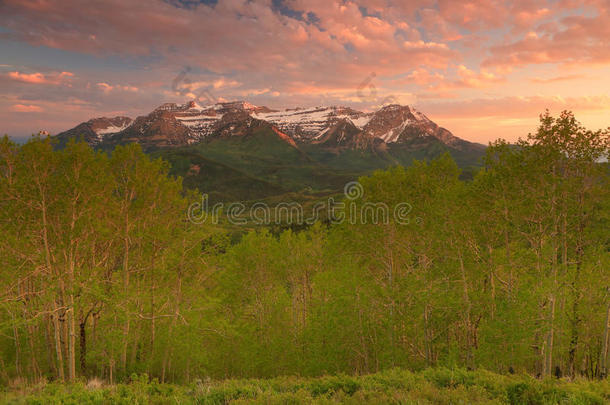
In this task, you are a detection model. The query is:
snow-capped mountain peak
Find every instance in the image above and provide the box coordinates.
[54,116,133,145]
[56,100,481,152]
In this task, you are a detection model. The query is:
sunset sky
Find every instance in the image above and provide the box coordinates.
[2,0,610,143]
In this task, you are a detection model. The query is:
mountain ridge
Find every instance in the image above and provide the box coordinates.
[55,100,485,154]
[54,100,486,202]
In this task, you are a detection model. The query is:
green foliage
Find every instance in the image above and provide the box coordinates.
[1,368,608,404]
[154,125,484,204]
[0,111,609,391]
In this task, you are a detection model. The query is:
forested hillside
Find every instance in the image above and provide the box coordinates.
[0,111,609,387]
[54,101,486,203]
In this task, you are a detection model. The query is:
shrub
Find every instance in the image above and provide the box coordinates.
[506,382,543,405]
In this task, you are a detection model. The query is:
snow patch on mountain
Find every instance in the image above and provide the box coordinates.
[96,123,131,136]
[378,118,415,143]
[350,115,373,129]
[253,106,368,140]
[56,100,481,152]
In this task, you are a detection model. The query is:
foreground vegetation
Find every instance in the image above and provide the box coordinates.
[0,111,609,389]
[1,368,609,404]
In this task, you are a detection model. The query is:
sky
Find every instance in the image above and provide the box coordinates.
[1,0,610,144]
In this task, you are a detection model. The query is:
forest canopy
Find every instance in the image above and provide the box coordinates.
[0,111,609,385]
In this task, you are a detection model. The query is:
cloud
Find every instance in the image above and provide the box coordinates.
[417,8,463,41]
[4,71,74,85]
[240,88,273,96]
[10,104,43,112]
[97,82,139,93]
[1,0,604,82]
[453,65,503,87]
[1,0,610,143]
[0,0,457,93]
[96,82,113,92]
[404,68,446,86]
[6,70,74,85]
[423,94,610,119]
[398,65,503,92]
[420,93,610,142]
[529,74,587,83]
[8,72,47,84]
[483,4,610,68]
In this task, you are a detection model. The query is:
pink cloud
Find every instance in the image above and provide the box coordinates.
[529,74,587,83]
[10,104,43,112]
[453,65,503,87]
[421,93,610,142]
[97,82,138,93]
[6,70,74,84]
[484,4,610,68]
[418,8,463,41]
[1,0,605,81]
[423,94,610,119]
[0,0,457,91]
[405,68,446,86]
[96,82,113,92]
[1,0,609,143]
[398,65,503,93]
[8,71,47,84]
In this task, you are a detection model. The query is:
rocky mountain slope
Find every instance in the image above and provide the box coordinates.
[55,101,486,201]
[56,100,484,154]
[55,116,132,146]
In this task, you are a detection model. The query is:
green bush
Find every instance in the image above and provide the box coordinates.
[1,368,608,404]
[422,367,475,388]
[307,375,361,397]
[506,382,543,405]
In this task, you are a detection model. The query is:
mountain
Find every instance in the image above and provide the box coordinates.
[100,101,279,149]
[252,103,478,152]
[55,101,486,201]
[55,116,132,147]
[56,100,483,152]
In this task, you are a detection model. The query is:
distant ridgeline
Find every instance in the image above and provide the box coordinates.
[54,101,486,202]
